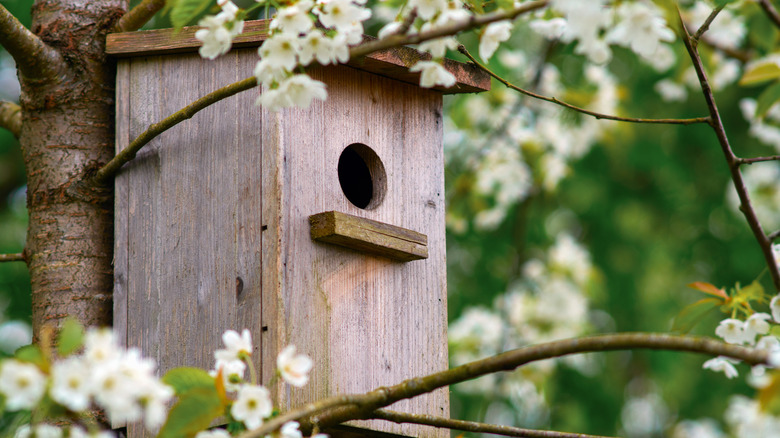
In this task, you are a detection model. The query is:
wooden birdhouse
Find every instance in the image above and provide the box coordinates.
[108,20,489,437]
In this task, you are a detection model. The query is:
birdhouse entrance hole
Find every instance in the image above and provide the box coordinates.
[338,143,386,210]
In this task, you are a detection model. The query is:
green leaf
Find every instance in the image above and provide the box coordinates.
[56,317,84,357]
[14,345,46,369]
[672,298,722,334]
[740,61,780,86]
[162,367,217,396]
[169,0,214,30]
[157,388,224,438]
[755,81,780,118]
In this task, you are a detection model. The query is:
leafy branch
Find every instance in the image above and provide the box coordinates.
[87,1,549,186]
[113,0,166,32]
[0,101,21,138]
[0,4,65,81]
[457,45,711,126]
[238,333,768,438]
[371,409,616,438]
[679,8,780,292]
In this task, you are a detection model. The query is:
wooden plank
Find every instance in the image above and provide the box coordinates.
[266,64,449,437]
[105,20,490,94]
[310,211,428,262]
[119,49,265,437]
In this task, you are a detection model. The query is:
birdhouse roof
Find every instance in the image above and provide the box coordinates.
[106,19,491,94]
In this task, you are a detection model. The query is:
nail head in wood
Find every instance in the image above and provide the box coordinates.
[309,211,428,262]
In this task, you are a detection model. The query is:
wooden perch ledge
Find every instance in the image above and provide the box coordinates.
[105,20,490,94]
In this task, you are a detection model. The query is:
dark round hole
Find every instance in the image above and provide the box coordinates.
[337,144,386,210]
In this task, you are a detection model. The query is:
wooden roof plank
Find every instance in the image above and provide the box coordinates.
[106,20,490,93]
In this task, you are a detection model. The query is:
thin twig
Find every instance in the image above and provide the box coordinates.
[238,333,767,438]
[769,230,780,242]
[350,0,549,59]
[0,4,65,81]
[0,253,24,263]
[736,155,780,165]
[0,101,21,138]
[679,9,780,291]
[90,77,258,185]
[90,1,549,185]
[372,409,616,438]
[457,45,711,126]
[692,5,724,45]
[113,0,166,32]
[759,0,780,30]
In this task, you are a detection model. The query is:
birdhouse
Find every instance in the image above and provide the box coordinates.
[107,20,489,437]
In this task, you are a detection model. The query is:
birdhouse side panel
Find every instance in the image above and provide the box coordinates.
[263,65,449,438]
[114,49,265,433]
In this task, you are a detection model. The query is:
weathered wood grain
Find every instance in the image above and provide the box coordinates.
[115,49,449,438]
[115,49,265,437]
[310,211,428,262]
[105,19,490,94]
[264,64,449,437]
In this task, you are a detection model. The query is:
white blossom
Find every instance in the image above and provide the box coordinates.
[316,0,371,32]
[606,2,674,59]
[281,74,328,109]
[418,32,459,59]
[378,21,403,39]
[83,328,121,365]
[277,345,314,387]
[281,421,304,438]
[254,59,289,86]
[715,318,746,344]
[687,1,745,50]
[50,357,92,411]
[195,429,232,438]
[259,35,300,72]
[529,18,566,40]
[479,21,513,61]
[410,61,456,88]
[271,2,314,36]
[655,79,688,102]
[772,295,780,323]
[0,360,46,410]
[702,356,739,378]
[15,424,63,438]
[298,30,342,66]
[215,329,253,363]
[258,86,293,111]
[743,313,772,345]
[408,0,447,20]
[195,0,244,60]
[232,385,273,430]
[211,358,246,392]
[0,321,31,354]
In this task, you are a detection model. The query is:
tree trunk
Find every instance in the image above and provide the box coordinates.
[20,0,125,338]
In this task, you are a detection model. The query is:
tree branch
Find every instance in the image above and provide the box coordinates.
[0,4,65,81]
[89,76,258,186]
[679,10,780,291]
[0,100,21,138]
[113,0,166,32]
[237,333,768,438]
[350,0,549,59]
[769,230,780,242]
[0,253,24,263]
[759,0,780,30]
[371,409,616,438]
[736,155,780,165]
[457,45,711,126]
[89,0,549,185]
[692,5,724,45]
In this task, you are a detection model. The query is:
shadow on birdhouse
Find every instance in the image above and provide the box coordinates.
[108,20,489,437]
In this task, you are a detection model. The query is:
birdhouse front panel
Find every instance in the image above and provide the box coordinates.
[110,20,489,438]
[260,64,448,436]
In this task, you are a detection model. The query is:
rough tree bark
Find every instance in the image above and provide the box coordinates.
[16,0,126,337]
